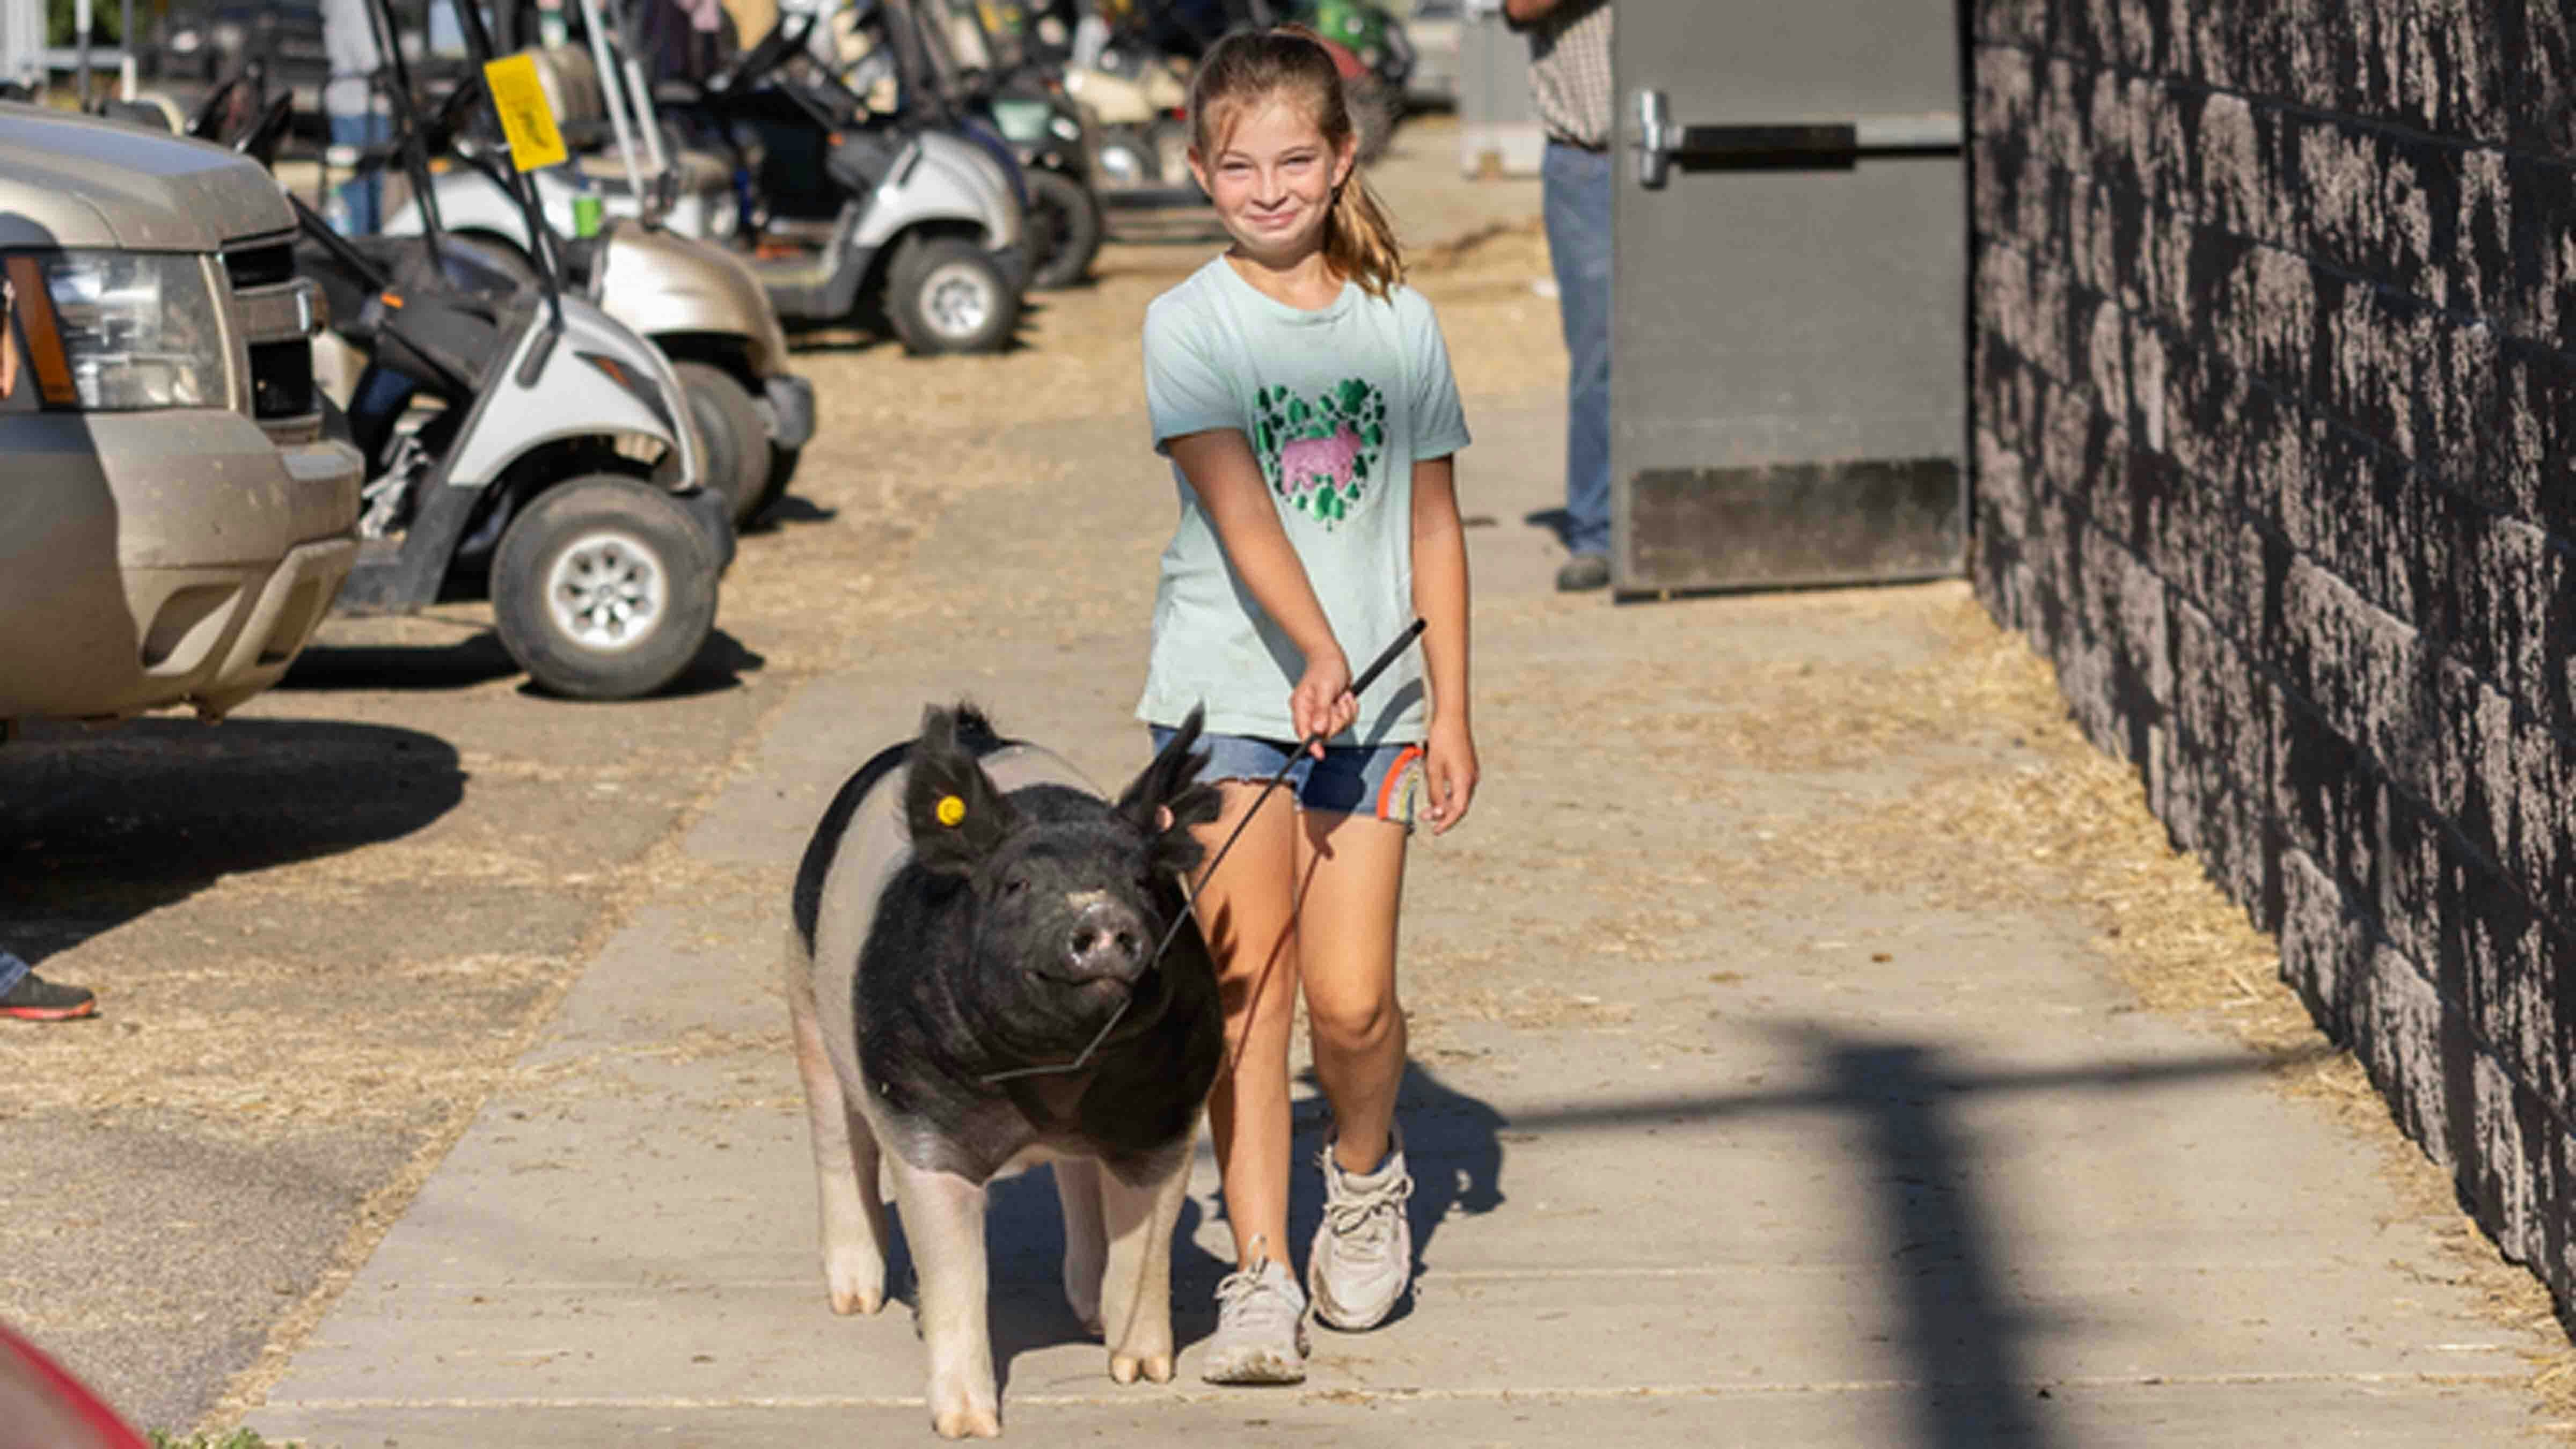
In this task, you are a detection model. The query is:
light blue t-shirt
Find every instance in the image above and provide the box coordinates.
[1138,257,1472,745]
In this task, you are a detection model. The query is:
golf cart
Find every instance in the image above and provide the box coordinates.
[664,2,1029,353]
[923,0,1106,289]
[1041,0,1409,190]
[282,4,734,701]
[375,0,816,526]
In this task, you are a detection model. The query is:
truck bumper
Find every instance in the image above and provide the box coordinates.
[0,416,363,723]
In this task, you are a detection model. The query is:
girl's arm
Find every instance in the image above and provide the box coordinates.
[1165,428,1357,752]
[1410,454,1479,833]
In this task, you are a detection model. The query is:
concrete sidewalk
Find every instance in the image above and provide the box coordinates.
[246,393,2556,1446]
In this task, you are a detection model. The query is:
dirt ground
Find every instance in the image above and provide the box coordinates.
[2,114,2568,1437]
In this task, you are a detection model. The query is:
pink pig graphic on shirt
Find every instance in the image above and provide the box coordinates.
[1277,424,1365,496]
[1254,378,1386,526]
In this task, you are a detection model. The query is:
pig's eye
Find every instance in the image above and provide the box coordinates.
[999,875,1029,898]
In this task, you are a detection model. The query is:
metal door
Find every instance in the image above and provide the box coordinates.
[1612,2,1965,596]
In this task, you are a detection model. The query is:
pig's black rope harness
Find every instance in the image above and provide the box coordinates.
[979,619,1428,1087]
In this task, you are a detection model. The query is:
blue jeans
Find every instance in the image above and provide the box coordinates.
[1542,140,1613,558]
[0,950,28,997]
[330,111,393,235]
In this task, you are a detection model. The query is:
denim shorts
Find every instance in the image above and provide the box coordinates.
[1148,727,1427,828]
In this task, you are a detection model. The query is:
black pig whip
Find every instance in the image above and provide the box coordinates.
[980,619,1427,1086]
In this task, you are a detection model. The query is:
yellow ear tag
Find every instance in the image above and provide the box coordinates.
[936,794,967,828]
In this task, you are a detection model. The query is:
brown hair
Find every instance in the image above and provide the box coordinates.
[1187,26,1403,298]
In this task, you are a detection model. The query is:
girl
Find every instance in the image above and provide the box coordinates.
[1136,26,1479,1384]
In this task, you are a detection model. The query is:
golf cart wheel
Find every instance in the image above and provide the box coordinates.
[669,361,770,527]
[886,235,1020,355]
[492,476,721,701]
[1026,169,1104,291]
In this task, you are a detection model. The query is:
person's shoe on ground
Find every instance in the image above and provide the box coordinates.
[1555,553,1611,592]
[1201,1242,1309,1384]
[0,954,96,1022]
[1307,1127,1416,1330]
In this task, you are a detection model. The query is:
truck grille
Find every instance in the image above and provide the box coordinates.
[222,235,323,443]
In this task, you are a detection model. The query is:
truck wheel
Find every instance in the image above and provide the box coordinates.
[669,361,769,528]
[1026,169,1103,290]
[492,476,721,701]
[886,235,1020,355]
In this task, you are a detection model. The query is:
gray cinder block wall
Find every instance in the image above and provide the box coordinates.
[1968,0,2576,1302]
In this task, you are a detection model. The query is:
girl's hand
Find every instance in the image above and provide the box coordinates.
[1291,648,1355,758]
[1422,718,1479,835]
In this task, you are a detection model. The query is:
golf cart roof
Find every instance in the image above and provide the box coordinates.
[0,103,291,252]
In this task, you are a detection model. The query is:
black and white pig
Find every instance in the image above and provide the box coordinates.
[784,703,1224,1439]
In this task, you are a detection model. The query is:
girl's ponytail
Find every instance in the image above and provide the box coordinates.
[1188,26,1407,299]
[1326,165,1403,301]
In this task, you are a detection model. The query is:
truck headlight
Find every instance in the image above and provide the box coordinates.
[32,252,228,411]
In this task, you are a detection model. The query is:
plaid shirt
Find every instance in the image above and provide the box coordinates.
[1523,0,1615,150]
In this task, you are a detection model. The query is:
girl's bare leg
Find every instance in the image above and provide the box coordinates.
[1194,781,1313,1269]
[1295,809,1409,1173]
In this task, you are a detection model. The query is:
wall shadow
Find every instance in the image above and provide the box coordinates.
[1,718,467,967]
[1479,1030,2305,1449]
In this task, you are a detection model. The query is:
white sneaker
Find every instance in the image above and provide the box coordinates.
[1201,1249,1309,1384]
[1307,1128,1415,1330]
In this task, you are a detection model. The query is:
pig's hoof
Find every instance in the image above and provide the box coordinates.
[931,1400,1002,1439]
[824,1253,887,1315]
[1110,1350,1174,1384]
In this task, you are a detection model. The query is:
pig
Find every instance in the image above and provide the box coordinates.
[1277,423,1364,496]
[784,702,1224,1439]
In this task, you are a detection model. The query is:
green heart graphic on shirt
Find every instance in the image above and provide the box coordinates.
[1252,378,1389,525]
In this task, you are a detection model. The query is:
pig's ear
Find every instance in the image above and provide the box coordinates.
[1118,706,1221,877]
[905,705,1019,873]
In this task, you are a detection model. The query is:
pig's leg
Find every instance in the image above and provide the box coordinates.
[1055,1157,1108,1336]
[1096,1141,1194,1385]
[888,1155,1001,1439]
[786,946,889,1315]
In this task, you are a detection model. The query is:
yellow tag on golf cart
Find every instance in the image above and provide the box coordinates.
[482,53,569,172]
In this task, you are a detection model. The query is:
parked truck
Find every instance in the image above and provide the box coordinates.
[0,101,362,731]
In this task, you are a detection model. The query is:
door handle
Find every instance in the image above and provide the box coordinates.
[1631,90,1962,187]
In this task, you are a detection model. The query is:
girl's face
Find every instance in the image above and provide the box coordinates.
[1189,96,1356,265]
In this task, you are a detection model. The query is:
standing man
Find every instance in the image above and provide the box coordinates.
[321,0,390,235]
[1503,0,1612,591]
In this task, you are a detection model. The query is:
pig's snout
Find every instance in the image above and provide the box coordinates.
[1063,896,1150,985]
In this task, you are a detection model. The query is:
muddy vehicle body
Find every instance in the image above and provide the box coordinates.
[0,103,361,731]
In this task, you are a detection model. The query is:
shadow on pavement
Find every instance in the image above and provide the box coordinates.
[0,717,466,968]
[279,628,766,701]
[843,1058,1513,1394]
[1484,1029,2316,1449]
[1523,505,1574,548]
[280,630,522,692]
[743,496,840,533]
